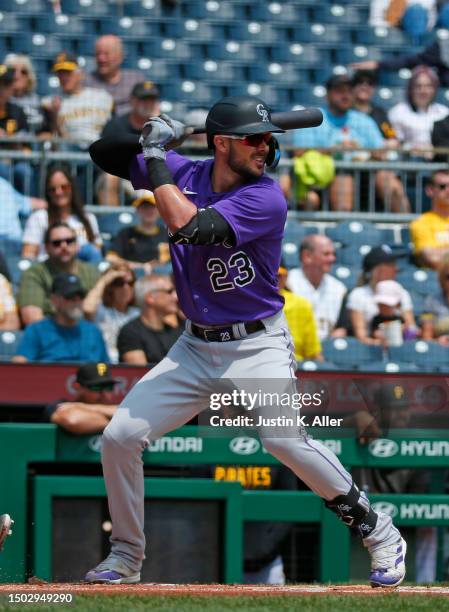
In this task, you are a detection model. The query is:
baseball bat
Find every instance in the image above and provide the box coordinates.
[191,107,323,134]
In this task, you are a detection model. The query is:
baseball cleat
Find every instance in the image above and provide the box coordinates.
[0,514,13,551]
[369,537,407,588]
[84,557,140,584]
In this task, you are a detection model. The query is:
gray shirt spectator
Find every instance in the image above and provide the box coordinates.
[84,35,144,115]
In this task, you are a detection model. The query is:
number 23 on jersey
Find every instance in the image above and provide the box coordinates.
[207,251,256,292]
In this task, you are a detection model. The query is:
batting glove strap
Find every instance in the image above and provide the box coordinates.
[141,143,167,161]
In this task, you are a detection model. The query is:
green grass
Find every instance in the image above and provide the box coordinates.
[2,594,449,612]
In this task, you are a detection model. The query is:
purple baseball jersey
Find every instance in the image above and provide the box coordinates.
[130,151,286,326]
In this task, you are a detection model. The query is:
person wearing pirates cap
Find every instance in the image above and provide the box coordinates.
[106,190,169,274]
[50,52,113,149]
[0,62,35,195]
[45,362,119,434]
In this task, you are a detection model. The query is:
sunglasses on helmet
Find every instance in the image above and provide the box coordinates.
[220,133,272,147]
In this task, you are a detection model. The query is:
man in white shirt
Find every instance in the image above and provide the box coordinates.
[50,52,114,149]
[287,235,347,340]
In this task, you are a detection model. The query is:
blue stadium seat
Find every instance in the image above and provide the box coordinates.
[326,221,385,247]
[291,24,345,44]
[270,43,326,66]
[0,13,24,32]
[7,257,33,288]
[11,33,63,57]
[205,40,258,62]
[354,25,407,47]
[36,14,96,36]
[372,87,404,108]
[0,330,23,362]
[248,63,299,86]
[230,84,290,107]
[331,265,360,290]
[98,16,150,38]
[400,227,412,247]
[143,59,182,81]
[125,1,164,17]
[321,337,384,369]
[248,3,299,23]
[180,2,208,19]
[396,266,439,296]
[202,2,245,20]
[182,19,217,41]
[312,5,363,25]
[359,360,419,373]
[228,21,281,44]
[97,211,137,240]
[284,219,308,242]
[1,240,22,257]
[296,360,338,371]
[183,60,245,83]
[388,340,449,372]
[336,245,373,266]
[380,227,397,244]
[6,0,46,11]
[145,38,191,60]
[334,46,382,65]
[281,241,300,269]
[62,0,109,16]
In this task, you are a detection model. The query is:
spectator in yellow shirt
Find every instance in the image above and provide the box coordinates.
[278,265,322,362]
[411,169,449,268]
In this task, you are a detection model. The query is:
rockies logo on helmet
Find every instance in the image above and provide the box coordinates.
[256,104,269,122]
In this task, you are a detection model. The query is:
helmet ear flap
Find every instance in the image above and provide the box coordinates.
[266,136,280,169]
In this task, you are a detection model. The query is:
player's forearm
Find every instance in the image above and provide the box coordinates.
[153,184,197,233]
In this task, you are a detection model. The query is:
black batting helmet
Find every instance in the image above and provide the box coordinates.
[205,95,285,149]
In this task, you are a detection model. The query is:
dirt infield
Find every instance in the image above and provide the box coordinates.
[0,584,449,597]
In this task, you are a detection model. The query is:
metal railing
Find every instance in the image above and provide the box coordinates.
[1,137,449,213]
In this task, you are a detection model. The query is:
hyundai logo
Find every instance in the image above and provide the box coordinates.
[371,502,398,518]
[229,436,260,455]
[368,439,399,458]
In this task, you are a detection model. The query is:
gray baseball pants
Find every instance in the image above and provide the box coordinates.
[101,311,400,573]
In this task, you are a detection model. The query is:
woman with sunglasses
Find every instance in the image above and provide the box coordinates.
[4,54,53,138]
[21,165,102,262]
[421,253,449,344]
[83,263,139,363]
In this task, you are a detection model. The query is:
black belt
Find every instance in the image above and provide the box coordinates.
[190,320,265,342]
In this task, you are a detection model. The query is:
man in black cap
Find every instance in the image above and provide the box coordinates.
[292,74,409,212]
[102,81,161,140]
[98,82,161,205]
[346,245,416,344]
[46,362,119,434]
[13,272,109,363]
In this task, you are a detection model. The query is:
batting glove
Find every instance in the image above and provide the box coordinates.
[139,114,193,161]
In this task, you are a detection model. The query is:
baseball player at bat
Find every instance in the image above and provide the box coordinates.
[85,95,406,587]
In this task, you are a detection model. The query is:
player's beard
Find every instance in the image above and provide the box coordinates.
[227,146,266,180]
